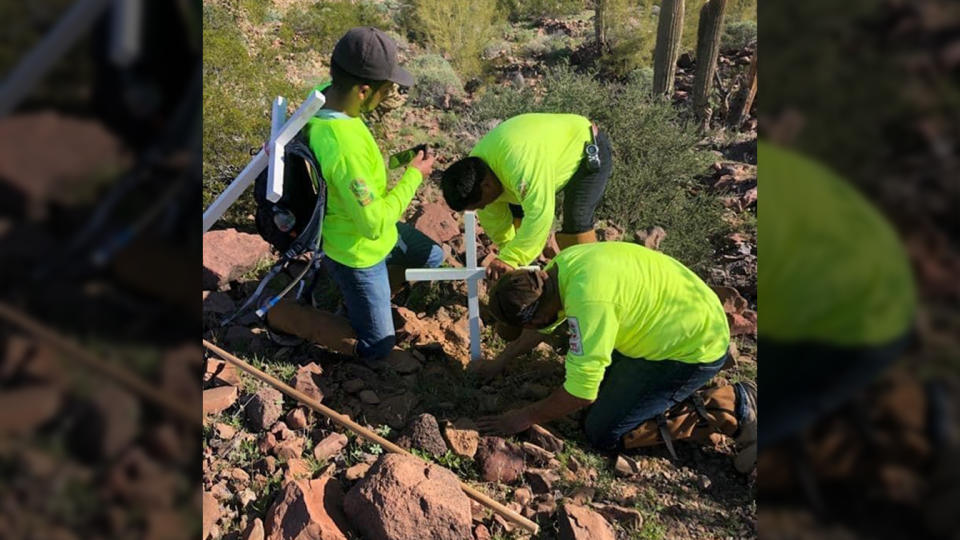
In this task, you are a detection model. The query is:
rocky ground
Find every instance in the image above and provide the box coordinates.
[201,156,758,540]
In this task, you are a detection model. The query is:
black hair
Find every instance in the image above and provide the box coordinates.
[440,157,487,211]
[329,61,388,92]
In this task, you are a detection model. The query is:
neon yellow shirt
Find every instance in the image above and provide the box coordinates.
[549,242,730,400]
[305,95,422,268]
[759,141,915,345]
[470,113,592,268]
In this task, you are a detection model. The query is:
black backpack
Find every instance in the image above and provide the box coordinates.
[220,134,327,326]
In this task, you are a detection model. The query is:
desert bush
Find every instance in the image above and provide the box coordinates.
[498,0,585,20]
[721,19,757,50]
[682,0,756,56]
[594,0,658,75]
[406,54,464,108]
[405,0,500,78]
[278,1,390,55]
[470,66,723,271]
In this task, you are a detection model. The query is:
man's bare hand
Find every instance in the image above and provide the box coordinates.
[410,149,435,178]
[477,408,533,435]
[485,257,513,281]
[467,357,507,381]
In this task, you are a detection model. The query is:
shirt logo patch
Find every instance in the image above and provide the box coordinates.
[517,179,529,198]
[568,317,583,356]
[349,178,374,207]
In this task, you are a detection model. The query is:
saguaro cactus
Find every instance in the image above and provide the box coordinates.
[594,0,609,51]
[652,0,685,97]
[728,49,758,130]
[692,0,727,127]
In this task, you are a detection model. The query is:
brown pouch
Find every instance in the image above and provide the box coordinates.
[622,384,739,449]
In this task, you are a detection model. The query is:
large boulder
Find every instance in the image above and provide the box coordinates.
[344,453,472,540]
[264,476,351,540]
[558,503,615,540]
[203,228,273,290]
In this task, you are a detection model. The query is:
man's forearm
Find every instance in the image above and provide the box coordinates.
[522,387,593,426]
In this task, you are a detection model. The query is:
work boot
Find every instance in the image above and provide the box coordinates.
[555,229,597,251]
[733,379,758,474]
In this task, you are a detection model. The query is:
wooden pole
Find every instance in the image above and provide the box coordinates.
[202,339,540,536]
[0,302,197,425]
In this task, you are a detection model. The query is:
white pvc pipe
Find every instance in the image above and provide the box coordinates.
[0,0,111,116]
[405,268,485,282]
[202,151,267,233]
[109,0,142,67]
[465,212,482,361]
[266,90,324,202]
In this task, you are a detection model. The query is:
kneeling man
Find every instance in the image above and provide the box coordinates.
[477,242,757,471]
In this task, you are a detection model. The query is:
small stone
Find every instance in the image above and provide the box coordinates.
[513,487,533,506]
[344,463,370,481]
[246,387,283,432]
[313,433,349,462]
[274,437,305,460]
[698,474,712,490]
[473,523,492,540]
[614,455,639,477]
[558,503,615,540]
[524,498,557,520]
[526,424,564,453]
[290,363,324,403]
[476,436,525,484]
[591,503,643,530]
[521,441,555,464]
[214,422,237,440]
[386,350,421,374]
[443,420,480,459]
[238,488,257,508]
[241,517,264,540]
[408,413,448,456]
[229,468,250,484]
[203,386,238,415]
[342,378,365,394]
[358,390,380,405]
[524,468,559,494]
[285,458,311,481]
[286,408,308,430]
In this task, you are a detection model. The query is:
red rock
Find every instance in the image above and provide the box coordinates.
[344,453,472,540]
[291,363,324,403]
[634,226,667,251]
[413,202,460,244]
[274,437,305,460]
[242,517,265,540]
[202,490,219,540]
[246,387,283,431]
[0,385,61,434]
[204,358,242,387]
[203,228,273,290]
[443,419,480,459]
[713,286,749,314]
[202,386,237,416]
[476,436,525,484]
[285,458,312,482]
[728,309,758,336]
[358,389,380,405]
[407,413,448,456]
[265,477,350,540]
[0,112,129,218]
[558,503,615,540]
[344,463,370,481]
[524,468,559,494]
[474,523,492,540]
[286,407,309,430]
[314,433,349,462]
[591,503,643,530]
[522,441,555,464]
[513,487,533,506]
[598,225,622,242]
[526,424,564,453]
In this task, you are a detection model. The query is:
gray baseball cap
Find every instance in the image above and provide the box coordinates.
[331,27,414,88]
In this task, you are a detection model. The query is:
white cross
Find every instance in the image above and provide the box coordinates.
[0,0,144,116]
[202,90,325,232]
[405,211,485,362]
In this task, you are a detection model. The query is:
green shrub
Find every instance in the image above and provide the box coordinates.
[279,1,390,55]
[470,66,723,271]
[405,0,500,78]
[498,0,585,21]
[628,66,655,91]
[406,54,464,108]
[595,0,658,75]
[681,0,756,57]
[721,20,757,50]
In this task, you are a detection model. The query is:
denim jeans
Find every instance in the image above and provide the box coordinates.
[322,222,444,362]
[583,351,726,450]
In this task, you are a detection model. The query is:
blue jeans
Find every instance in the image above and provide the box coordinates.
[323,222,444,362]
[583,352,727,450]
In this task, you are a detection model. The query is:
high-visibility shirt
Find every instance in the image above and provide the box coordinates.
[759,141,915,345]
[470,113,592,268]
[304,85,422,268]
[547,242,730,401]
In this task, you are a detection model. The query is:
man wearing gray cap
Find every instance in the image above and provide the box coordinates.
[301,27,443,365]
